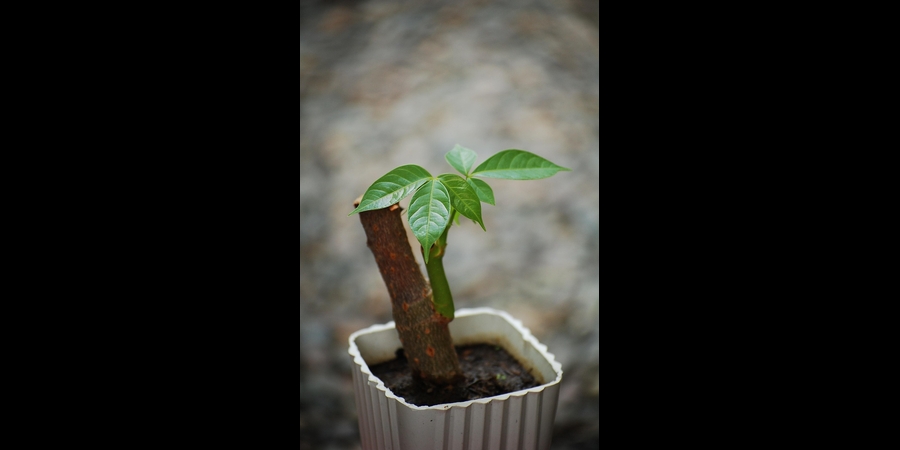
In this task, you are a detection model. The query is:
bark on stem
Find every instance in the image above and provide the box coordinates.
[355,199,463,386]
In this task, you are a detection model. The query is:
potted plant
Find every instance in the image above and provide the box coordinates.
[348,145,568,450]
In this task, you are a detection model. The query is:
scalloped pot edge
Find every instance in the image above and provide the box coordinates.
[348,307,564,450]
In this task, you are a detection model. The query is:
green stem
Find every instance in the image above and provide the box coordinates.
[424,209,457,320]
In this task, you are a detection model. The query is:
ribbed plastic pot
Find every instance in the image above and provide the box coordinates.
[348,307,563,450]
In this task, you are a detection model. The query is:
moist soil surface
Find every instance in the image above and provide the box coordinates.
[368,343,541,407]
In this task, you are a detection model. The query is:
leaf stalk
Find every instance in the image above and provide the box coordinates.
[424,209,457,320]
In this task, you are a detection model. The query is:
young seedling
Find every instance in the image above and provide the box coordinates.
[350,145,569,388]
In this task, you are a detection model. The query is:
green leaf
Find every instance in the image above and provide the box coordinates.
[471,150,570,180]
[466,178,495,205]
[437,174,485,231]
[349,165,432,215]
[407,179,451,263]
[444,144,478,176]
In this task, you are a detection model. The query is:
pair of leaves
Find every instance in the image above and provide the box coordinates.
[407,174,478,263]
[350,145,570,262]
[445,144,570,181]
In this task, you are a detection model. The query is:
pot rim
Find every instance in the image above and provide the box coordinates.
[348,307,563,410]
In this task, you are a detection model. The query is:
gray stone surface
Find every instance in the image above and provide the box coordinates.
[301,1,598,448]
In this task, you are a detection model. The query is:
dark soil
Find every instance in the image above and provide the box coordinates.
[368,343,541,407]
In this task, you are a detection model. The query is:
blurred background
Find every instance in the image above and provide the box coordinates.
[300,0,598,448]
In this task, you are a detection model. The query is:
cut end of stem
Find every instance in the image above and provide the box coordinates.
[351,196,402,215]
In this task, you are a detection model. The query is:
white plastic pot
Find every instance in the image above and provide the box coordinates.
[348,307,563,450]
